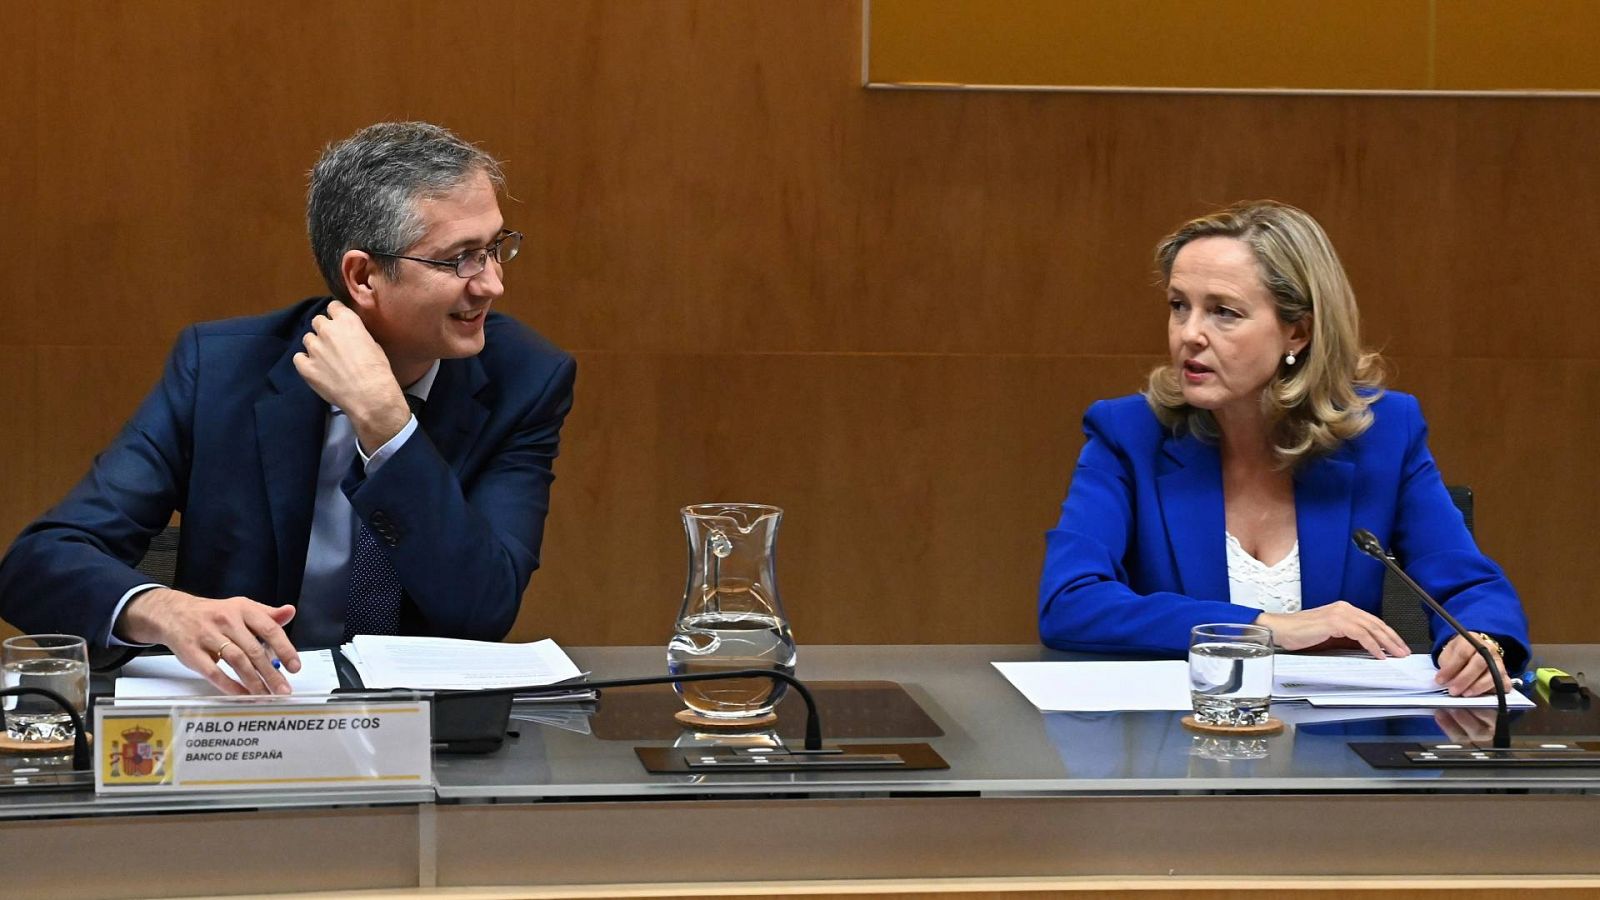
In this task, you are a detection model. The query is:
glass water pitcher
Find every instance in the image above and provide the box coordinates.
[666,503,797,719]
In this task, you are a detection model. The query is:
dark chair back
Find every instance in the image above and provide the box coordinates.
[1379,486,1473,652]
[135,525,181,587]
[88,525,181,672]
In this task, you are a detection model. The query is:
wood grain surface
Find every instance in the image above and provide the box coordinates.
[2,2,1596,645]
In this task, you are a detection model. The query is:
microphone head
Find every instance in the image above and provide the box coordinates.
[1351,528,1386,558]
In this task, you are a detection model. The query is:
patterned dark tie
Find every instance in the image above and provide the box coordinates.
[341,394,423,642]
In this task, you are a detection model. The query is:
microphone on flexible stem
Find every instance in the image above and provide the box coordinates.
[1351,528,1510,749]
[0,686,92,771]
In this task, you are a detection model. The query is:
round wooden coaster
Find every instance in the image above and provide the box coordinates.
[0,731,92,754]
[673,709,779,731]
[1180,715,1284,736]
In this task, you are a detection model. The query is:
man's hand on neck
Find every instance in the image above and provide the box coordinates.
[293,299,418,454]
[343,391,413,458]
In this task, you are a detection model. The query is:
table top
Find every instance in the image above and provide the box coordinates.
[432,643,1600,800]
[5,643,1598,820]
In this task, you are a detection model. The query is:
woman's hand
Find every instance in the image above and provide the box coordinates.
[1255,601,1411,659]
[1434,707,1497,742]
[1435,633,1509,697]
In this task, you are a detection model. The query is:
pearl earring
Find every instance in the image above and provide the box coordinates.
[1285,351,1297,366]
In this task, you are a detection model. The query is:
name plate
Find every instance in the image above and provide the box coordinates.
[94,697,431,793]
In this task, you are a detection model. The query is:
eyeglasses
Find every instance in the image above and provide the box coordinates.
[367,230,523,279]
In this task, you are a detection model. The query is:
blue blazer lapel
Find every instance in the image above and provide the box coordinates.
[1294,453,1355,609]
[423,355,490,471]
[254,323,328,603]
[1157,434,1228,602]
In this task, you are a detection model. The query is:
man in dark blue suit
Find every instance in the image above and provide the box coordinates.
[0,122,575,695]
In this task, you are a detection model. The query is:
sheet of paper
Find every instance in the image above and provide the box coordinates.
[511,689,597,704]
[993,657,1532,713]
[992,660,1191,712]
[510,707,594,734]
[115,649,341,698]
[1305,691,1533,709]
[1273,653,1443,696]
[344,635,583,690]
[1269,704,1443,726]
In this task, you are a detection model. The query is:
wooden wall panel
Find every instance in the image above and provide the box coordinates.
[0,2,36,346]
[0,351,40,541]
[31,348,170,500]
[869,0,1432,91]
[520,351,1153,646]
[2,2,1597,647]
[869,0,1600,93]
[1388,359,1600,643]
[1436,0,1600,91]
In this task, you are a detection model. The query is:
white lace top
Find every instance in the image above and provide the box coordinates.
[1225,532,1302,613]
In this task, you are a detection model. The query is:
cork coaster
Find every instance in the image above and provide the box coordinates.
[1181,715,1284,736]
[673,709,779,731]
[0,732,92,754]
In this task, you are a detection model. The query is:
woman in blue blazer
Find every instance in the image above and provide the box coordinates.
[1038,202,1528,696]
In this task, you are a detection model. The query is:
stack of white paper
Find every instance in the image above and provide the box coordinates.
[341,635,590,699]
[115,649,342,700]
[510,705,595,734]
[994,654,1533,713]
[1274,653,1532,709]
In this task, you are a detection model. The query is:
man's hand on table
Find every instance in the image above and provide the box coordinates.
[117,588,302,695]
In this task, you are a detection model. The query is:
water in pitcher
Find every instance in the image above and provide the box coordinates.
[667,604,797,719]
[671,503,794,719]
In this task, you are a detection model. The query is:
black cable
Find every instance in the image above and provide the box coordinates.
[438,668,823,751]
[0,686,91,770]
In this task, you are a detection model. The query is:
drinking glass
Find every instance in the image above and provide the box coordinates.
[2,634,89,742]
[1188,623,1273,728]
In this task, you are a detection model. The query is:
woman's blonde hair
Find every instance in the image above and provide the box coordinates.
[1144,200,1386,467]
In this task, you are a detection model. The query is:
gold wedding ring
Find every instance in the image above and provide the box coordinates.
[212,640,235,662]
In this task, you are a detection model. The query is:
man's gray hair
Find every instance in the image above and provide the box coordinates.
[307,121,504,300]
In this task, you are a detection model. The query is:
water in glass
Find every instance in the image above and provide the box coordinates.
[1189,638,1273,727]
[3,657,89,742]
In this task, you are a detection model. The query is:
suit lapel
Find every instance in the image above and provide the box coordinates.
[423,355,490,471]
[1294,453,1355,609]
[1157,434,1228,602]
[255,316,328,603]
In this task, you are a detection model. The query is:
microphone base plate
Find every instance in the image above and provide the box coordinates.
[637,742,948,773]
[1352,740,1600,768]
